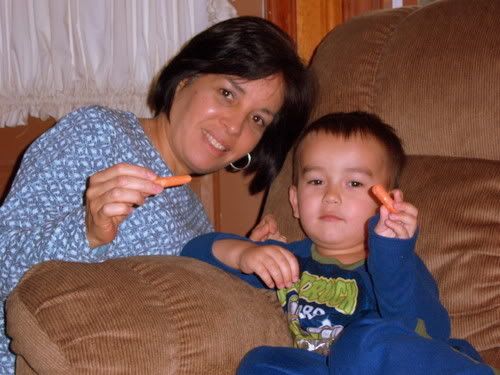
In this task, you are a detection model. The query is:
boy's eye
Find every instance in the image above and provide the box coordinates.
[348,180,363,188]
[307,179,323,186]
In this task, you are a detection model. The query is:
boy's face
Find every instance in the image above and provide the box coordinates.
[289,132,391,255]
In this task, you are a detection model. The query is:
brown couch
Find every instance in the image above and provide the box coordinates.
[6,0,500,373]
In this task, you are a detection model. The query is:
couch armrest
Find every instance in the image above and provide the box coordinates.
[7,256,291,374]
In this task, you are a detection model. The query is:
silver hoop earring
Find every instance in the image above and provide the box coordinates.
[229,153,252,171]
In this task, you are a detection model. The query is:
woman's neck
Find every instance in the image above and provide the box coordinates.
[141,115,185,175]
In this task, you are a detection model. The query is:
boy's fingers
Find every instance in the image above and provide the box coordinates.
[392,189,403,202]
[393,202,418,218]
[258,268,276,289]
[374,205,390,233]
[388,212,416,227]
[384,219,410,238]
[266,256,288,288]
[282,250,300,283]
[263,257,289,289]
[269,248,297,287]
[379,205,390,219]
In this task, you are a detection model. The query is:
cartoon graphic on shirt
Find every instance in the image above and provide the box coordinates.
[277,272,359,354]
[278,271,358,314]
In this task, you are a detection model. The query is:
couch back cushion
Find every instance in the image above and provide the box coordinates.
[308,0,500,160]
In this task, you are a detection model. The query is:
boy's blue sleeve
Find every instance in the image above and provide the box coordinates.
[181,232,311,289]
[181,232,267,288]
[367,216,451,340]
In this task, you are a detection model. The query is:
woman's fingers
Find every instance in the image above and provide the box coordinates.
[90,162,157,184]
[263,214,279,234]
[248,221,270,242]
[100,201,135,219]
[249,213,282,242]
[88,174,162,201]
[85,163,162,248]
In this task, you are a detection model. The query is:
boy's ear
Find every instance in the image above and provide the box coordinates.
[289,185,300,219]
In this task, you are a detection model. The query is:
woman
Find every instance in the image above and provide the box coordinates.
[0,16,314,371]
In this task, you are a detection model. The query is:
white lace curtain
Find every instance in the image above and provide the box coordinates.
[0,0,236,127]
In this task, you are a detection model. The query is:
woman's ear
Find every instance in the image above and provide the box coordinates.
[289,185,300,219]
[175,75,198,93]
[175,78,189,93]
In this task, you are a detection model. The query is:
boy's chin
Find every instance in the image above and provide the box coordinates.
[313,235,366,252]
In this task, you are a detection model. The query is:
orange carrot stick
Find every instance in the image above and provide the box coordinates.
[155,175,192,188]
[371,184,397,213]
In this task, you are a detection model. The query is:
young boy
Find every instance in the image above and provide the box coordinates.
[182,112,497,375]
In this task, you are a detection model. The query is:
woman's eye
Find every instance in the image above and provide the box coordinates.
[252,115,266,128]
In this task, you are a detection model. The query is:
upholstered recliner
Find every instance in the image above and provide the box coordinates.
[6,0,499,373]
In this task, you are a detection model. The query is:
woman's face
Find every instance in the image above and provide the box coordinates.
[161,73,285,175]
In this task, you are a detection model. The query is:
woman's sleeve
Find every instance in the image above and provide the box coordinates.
[366,216,451,340]
[0,109,112,298]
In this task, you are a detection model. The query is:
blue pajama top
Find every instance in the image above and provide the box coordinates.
[181,217,456,352]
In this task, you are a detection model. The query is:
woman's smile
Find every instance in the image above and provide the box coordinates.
[202,129,228,153]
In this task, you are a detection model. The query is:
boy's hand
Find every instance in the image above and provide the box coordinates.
[249,213,287,242]
[239,245,299,289]
[374,189,418,239]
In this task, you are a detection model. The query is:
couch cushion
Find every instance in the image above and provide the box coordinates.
[399,155,500,359]
[7,256,291,374]
[309,0,500,161]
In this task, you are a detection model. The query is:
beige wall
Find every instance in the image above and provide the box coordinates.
[232,0,264,17]
[0,118,55,202]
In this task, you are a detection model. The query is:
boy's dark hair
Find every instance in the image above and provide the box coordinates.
[292,112,406,188]
[147,16,315,194]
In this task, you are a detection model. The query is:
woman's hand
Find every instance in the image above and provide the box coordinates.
[239,244,299,289]
[249,213,287,242]
[374,189,418,239]
[85,163,163,248]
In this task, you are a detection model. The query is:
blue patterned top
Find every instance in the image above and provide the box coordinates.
[0,105,213,373]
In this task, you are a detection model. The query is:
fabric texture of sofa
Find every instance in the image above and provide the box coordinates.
[6,0,500,373]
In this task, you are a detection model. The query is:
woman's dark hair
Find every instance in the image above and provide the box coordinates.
[292,112,407,188]
[147,16,315,194]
